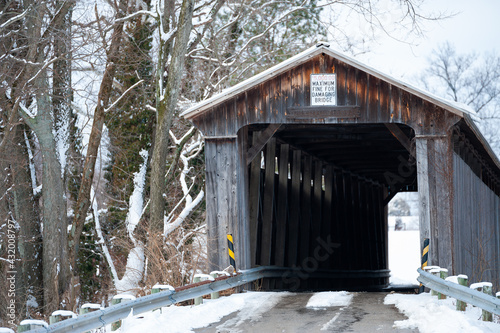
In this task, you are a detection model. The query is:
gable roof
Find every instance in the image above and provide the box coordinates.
[181,44,478,120]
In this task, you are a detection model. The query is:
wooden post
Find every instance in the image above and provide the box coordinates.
[430,268,441,296]
[151,285,174,312]
[17,320,48,332]
[204,138,239,271]
[438,268,448,300]
[111,294,136,331]
[194,275,203,305]
[415,135,454,274]
[210,272,220,299]
[79,303,102,314]
[49,310,76,324]
[482,283,493,321]
[456,275,468,311]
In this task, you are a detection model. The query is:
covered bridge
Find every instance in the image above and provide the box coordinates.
[182,44,500,290]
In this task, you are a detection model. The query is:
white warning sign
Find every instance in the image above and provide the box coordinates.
[311,74,337,106]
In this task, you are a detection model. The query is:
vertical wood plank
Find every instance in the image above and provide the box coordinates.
[204,141,219,270]
[322,164,333,269]
[343,173,353,270]
[288,149,301,267]
[312,160,323,254]
[275,143,289,267]
[237,128,251,270]
[260,138,276,266]
[346,66,357,106]
[299,155,312,263]
[248,132,261,267]
[335,60,347,106]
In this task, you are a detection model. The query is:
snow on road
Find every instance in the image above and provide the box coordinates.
[118,230,500,332]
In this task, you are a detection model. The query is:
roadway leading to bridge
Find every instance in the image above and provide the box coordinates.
[195,292,418,332]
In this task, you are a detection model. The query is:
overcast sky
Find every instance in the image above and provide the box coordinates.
[346,0,500,84]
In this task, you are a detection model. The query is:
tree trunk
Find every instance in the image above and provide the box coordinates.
[31,69,70,314]
[69,0,128,270]
[150,0,194,232]
[10,124,43,316]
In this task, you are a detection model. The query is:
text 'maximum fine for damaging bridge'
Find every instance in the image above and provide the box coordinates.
[182,43,500,291]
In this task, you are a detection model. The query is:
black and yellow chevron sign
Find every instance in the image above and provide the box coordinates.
[419,238,430,293]
[227,234,236,269]
[421,238,429,269]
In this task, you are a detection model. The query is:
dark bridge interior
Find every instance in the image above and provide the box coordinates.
[247,123,417,290]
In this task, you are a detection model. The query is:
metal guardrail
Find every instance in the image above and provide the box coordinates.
[27,266,392,332]
[417,268,500,315]
[29,266,285,333]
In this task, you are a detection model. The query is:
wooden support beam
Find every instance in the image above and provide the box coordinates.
[385,123,414,157]
[286,106,361,119]
[246,124,281,165]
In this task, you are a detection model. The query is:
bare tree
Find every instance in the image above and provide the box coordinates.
[420,42,500,155]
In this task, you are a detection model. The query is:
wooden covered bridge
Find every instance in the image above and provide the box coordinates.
[182,44,500,290]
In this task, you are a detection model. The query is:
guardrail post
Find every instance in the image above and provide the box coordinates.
[17,319,48,332]
[111,294,136,331]
[194,275,203,305]
[49,310,76,324]
[210,272,219,299]
[456,275,468,311]
[80,304,102,333]
[151,284,174,313]
[438,269,448,300]
[482,283,493,321]
[429,268,441,296]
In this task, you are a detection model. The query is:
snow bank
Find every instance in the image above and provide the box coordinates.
[306,291,353,309]
[385,292,499,333]
[0,328,15,333]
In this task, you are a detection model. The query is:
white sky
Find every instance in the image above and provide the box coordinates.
[341,0,500,84]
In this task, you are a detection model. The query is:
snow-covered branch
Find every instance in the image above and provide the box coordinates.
[105,79,144,112]
[163,132,205,238]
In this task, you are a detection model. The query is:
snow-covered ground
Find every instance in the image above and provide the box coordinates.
[116,226,500,333]
[385,292,499,333]
[388,229,420,286]
[118,289,499,333]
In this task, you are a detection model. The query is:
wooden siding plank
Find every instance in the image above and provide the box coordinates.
[204,141,219,270]
[300,155,312,263]
[288,149,301,267]
[379,80,391,123]
[275,143,290,267]
[312,160,323,255]
[260,138,276,266]
[356,70,368,122]
[237,128,251,269]
[322,164,333,269]
[334,59,347,105]
[367,75,379,122]
[292,64,304,107]
[248,131,261,267]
